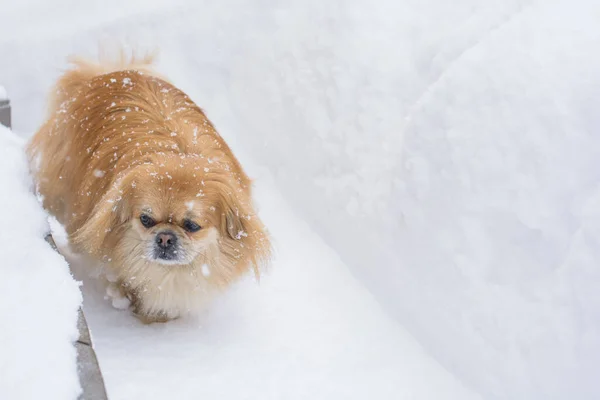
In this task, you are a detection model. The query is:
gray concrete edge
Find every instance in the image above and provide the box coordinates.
[0,99,11,128]
[45,234,109,400]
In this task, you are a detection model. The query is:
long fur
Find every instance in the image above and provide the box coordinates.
[28,52,271,322]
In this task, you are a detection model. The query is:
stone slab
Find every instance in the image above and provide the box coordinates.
[0,99,10,128]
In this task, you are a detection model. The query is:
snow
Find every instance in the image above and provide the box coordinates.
[0,86,6,101]
[0,0,599,399]
[222,2,600,399]
[0,125,82,399]
[201,263,211,277]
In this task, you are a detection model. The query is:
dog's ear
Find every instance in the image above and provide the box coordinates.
[218,187,271,281]
[70,171,135,257]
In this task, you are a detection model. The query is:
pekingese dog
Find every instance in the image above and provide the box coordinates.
[27,52,271,323]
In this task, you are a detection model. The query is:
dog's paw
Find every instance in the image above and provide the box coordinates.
[105,282,131,310]
[134,312,175,325]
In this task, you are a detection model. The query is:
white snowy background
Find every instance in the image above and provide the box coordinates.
[0,0,599,399]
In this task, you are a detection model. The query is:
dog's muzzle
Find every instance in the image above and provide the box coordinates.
[154,230,179,261]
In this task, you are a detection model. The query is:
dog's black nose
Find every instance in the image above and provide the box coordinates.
[155,231,177,249]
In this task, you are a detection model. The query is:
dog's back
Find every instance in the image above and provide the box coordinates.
[48,51,158,114]
[28,52,158,225]
[28,51,247,235]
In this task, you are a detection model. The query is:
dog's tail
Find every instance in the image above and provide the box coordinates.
[48,48,158,115]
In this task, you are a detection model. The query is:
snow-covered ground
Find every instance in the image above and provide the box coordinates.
[1,0,600,399]
[0,125,81,399]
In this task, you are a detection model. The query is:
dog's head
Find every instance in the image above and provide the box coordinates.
[71,153,270,286]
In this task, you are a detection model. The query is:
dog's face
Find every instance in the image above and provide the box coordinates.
[72,153,270,286]
[129,182,219,267]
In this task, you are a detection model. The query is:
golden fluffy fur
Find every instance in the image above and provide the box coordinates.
[28,53,271,323]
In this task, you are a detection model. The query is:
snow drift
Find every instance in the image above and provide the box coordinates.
[227,2,600,398]
[225,2,600,399]
[0,125,81,398]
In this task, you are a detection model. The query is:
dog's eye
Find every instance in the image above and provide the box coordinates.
[183,219,201,233]
[140,214,156,228]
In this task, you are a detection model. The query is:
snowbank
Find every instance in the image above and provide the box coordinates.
[0,125,81,399]
[225,2,600,399]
